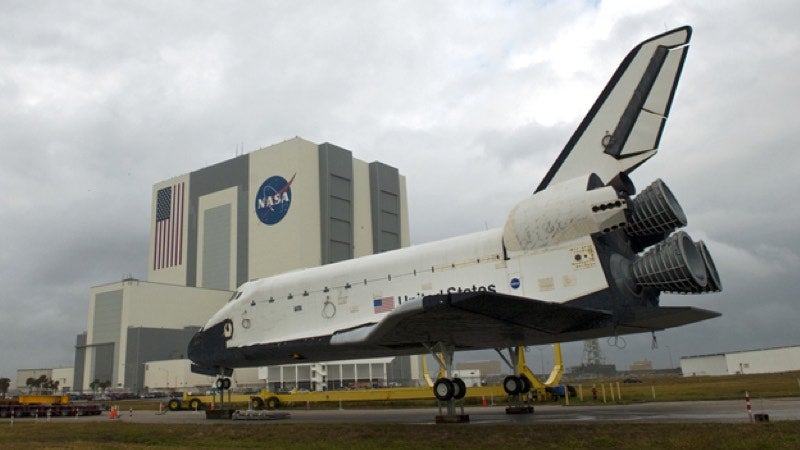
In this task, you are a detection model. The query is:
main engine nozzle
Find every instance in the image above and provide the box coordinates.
[631,231,709,293]
[626,179,687,251]
[695,240,722,292]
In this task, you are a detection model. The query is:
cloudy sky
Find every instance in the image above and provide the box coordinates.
[2,0,799,382]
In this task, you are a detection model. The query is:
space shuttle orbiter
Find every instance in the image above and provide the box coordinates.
[189,26,720,402]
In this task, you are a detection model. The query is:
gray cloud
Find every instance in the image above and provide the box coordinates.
[2,0,799,379]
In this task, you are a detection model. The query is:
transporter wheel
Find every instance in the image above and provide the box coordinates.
[265,396,280,410]
[452,377,467,400]
[215,377,232,390]
[519,375,531,394]
[503,375,521,395]
[167,399,182,411]
[433,378,455,401]
[189,398,203,410]
[251,396,265,410]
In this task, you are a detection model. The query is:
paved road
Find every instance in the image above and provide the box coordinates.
[5,397,797,424]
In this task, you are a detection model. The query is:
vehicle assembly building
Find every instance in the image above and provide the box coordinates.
[147,137,409,289]
[74,137,412,393]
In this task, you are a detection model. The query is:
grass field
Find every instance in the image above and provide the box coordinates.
[1,422,799,449]
[566,370,800,404]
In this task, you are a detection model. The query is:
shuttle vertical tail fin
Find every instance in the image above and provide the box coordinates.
[536,26,692,194]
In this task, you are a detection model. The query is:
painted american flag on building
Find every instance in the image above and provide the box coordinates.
[373,296,395,314]
[153,182,185,270]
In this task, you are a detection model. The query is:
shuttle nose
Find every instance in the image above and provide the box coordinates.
[187,319,234,374]
[187,327,214,369]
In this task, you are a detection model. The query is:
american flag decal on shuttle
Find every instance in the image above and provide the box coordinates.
[154,182,184,270]
[373,296,395,314]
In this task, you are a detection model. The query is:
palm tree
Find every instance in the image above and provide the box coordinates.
[35,375,47,391]
[41,378,60,393]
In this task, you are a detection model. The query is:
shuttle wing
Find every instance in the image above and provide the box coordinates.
[331,291,718,350]
[536,26,692,193]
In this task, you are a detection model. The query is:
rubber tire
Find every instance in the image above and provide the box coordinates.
[167,399,182,411]
[433,378,455,401]
[265,396,280,410]
[452,377,467,400]
[189,398,203,410]
[251,396,265,410]
[503,375,521,395]
[519,375,531,394]
[216,377,232,390]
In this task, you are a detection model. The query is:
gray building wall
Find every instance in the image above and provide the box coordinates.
[369,162,401,253]
[319,143,354,264]
[201,204,233,290]
[73,332,87,392]
[92,343,115,387]
[93,290,122,343]
[92,290,122,386]
[386,355,414,385]
[125,326,200,393]
[187,155,249,288]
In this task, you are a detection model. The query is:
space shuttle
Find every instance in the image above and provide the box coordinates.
[188,26,721,400]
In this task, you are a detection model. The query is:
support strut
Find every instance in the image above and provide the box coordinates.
[424,342,469,423]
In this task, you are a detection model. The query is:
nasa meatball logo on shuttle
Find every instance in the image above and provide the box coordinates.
[255,173,295,225]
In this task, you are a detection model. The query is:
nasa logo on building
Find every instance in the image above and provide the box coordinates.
[255,174,295,225]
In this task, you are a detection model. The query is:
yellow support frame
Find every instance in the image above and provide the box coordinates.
[516,343,564,400]
[421,353,447,387]
[421,343,564,401]
[181,346,567,410]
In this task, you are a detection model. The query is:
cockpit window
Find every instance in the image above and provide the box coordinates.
[223,321,233,338]
[228,291,243,303]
